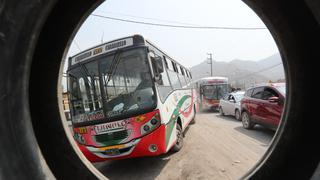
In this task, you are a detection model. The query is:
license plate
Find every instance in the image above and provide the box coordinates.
[94,120,128,134]
[99,144,125,151]
[105,148,120,156]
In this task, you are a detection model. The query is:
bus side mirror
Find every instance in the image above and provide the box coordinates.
[154,74,163,85]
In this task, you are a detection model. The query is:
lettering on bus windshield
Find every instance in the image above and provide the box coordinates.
[207,80,226,83]
[105,40,126,51]
[73,110,105,123]
[75,51,92,63]
[71,37,133,66]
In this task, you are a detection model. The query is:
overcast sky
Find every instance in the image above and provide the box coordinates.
[65,0,279,68]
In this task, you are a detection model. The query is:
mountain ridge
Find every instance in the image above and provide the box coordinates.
[190,53,284,89]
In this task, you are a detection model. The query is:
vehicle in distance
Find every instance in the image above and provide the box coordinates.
[67,35,197,162]
[218,91,245,120]
[240,83,285,130]
[194,77,229,110]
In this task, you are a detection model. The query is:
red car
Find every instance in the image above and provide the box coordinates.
[240,83,286,130]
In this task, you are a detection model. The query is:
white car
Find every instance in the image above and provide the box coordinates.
[218,91,245,120]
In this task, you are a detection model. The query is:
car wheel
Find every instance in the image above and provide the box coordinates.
[171,124,184,152]
[219,107,225,116]
[242,111,254,129]
[235,109,241,121]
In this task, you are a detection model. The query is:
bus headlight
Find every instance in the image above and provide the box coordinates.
[140,113,160,136]
[143,125,150,131]
[150,119,158,125]
[74,133,86,144]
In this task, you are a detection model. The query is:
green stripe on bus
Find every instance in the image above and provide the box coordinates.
[165,95,191,146]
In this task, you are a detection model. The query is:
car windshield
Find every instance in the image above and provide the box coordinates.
[233,93,244,102]
[202,84,228,100]
[67,48,156,124]
[275,85,286,96]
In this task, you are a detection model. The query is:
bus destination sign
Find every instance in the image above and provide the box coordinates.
[71,37,134,66]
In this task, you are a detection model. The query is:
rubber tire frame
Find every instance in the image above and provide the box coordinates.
[0,0,319,179]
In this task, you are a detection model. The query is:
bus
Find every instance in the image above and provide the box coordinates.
[195,77,229,110]
[67,35,197,162]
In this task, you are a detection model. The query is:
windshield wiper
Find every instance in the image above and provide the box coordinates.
[67,73,81,99]
[106,49,123,85]
[76,62,100,110]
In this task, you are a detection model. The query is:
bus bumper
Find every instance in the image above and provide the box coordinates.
[77,124,167,162]
[203,103,219,110]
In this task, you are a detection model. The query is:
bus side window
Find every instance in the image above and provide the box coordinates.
[166,58,182,89]
[155,55,172,101]
[189,71,193,79]
[78,78,90,112]
[177,65,187,88]
[163,56,169,69]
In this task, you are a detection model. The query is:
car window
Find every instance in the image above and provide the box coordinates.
[251,87,264,99]
[234,93,244,102]
[223,94,229,100]
[245,89,254,97]
[261,87,279,100]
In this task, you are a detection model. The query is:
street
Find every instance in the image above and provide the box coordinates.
[94,111,274,180]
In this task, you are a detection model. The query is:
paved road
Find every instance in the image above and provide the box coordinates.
[94,111,274,180]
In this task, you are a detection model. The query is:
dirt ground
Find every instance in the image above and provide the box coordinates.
[94,111,274,180]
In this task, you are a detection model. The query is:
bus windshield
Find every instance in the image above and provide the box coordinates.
[202,84,228,100]
[68,48,156,124]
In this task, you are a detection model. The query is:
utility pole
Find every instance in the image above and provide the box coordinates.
[207,53,213,77]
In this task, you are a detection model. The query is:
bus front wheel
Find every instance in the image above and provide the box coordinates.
[171,124,184,152]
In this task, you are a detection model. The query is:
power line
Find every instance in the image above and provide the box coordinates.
[91,14,268,30]
[96,10,199,26]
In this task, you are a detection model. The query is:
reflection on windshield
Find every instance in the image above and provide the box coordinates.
[203,84,228,100]
[68,48,156,124]
[275,86,286,95]
[234,94,244,102]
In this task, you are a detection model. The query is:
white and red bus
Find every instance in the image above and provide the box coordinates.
[195,77,229,110]
[67,35,197,162]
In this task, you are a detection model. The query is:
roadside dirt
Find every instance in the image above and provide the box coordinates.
[94,111,274,180]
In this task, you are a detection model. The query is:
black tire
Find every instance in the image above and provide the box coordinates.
[190,106,196,125]
[171,124,184,152]
[219,106,225,116]
[0,0,103,179]
[1,0,320,179]
[235,109,241,121]
[241,111,254,130]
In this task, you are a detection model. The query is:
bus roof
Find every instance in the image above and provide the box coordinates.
[199,77,228,81]
[67,34,191,73]
[195,76,228,85]
[145,39,190,72]
[68,34,146,67]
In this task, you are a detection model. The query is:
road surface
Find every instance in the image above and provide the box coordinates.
[94,111,274,180]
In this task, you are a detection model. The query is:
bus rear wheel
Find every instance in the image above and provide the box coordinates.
[171,124,183,152]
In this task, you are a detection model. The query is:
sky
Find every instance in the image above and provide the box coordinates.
[65,0,279,69]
